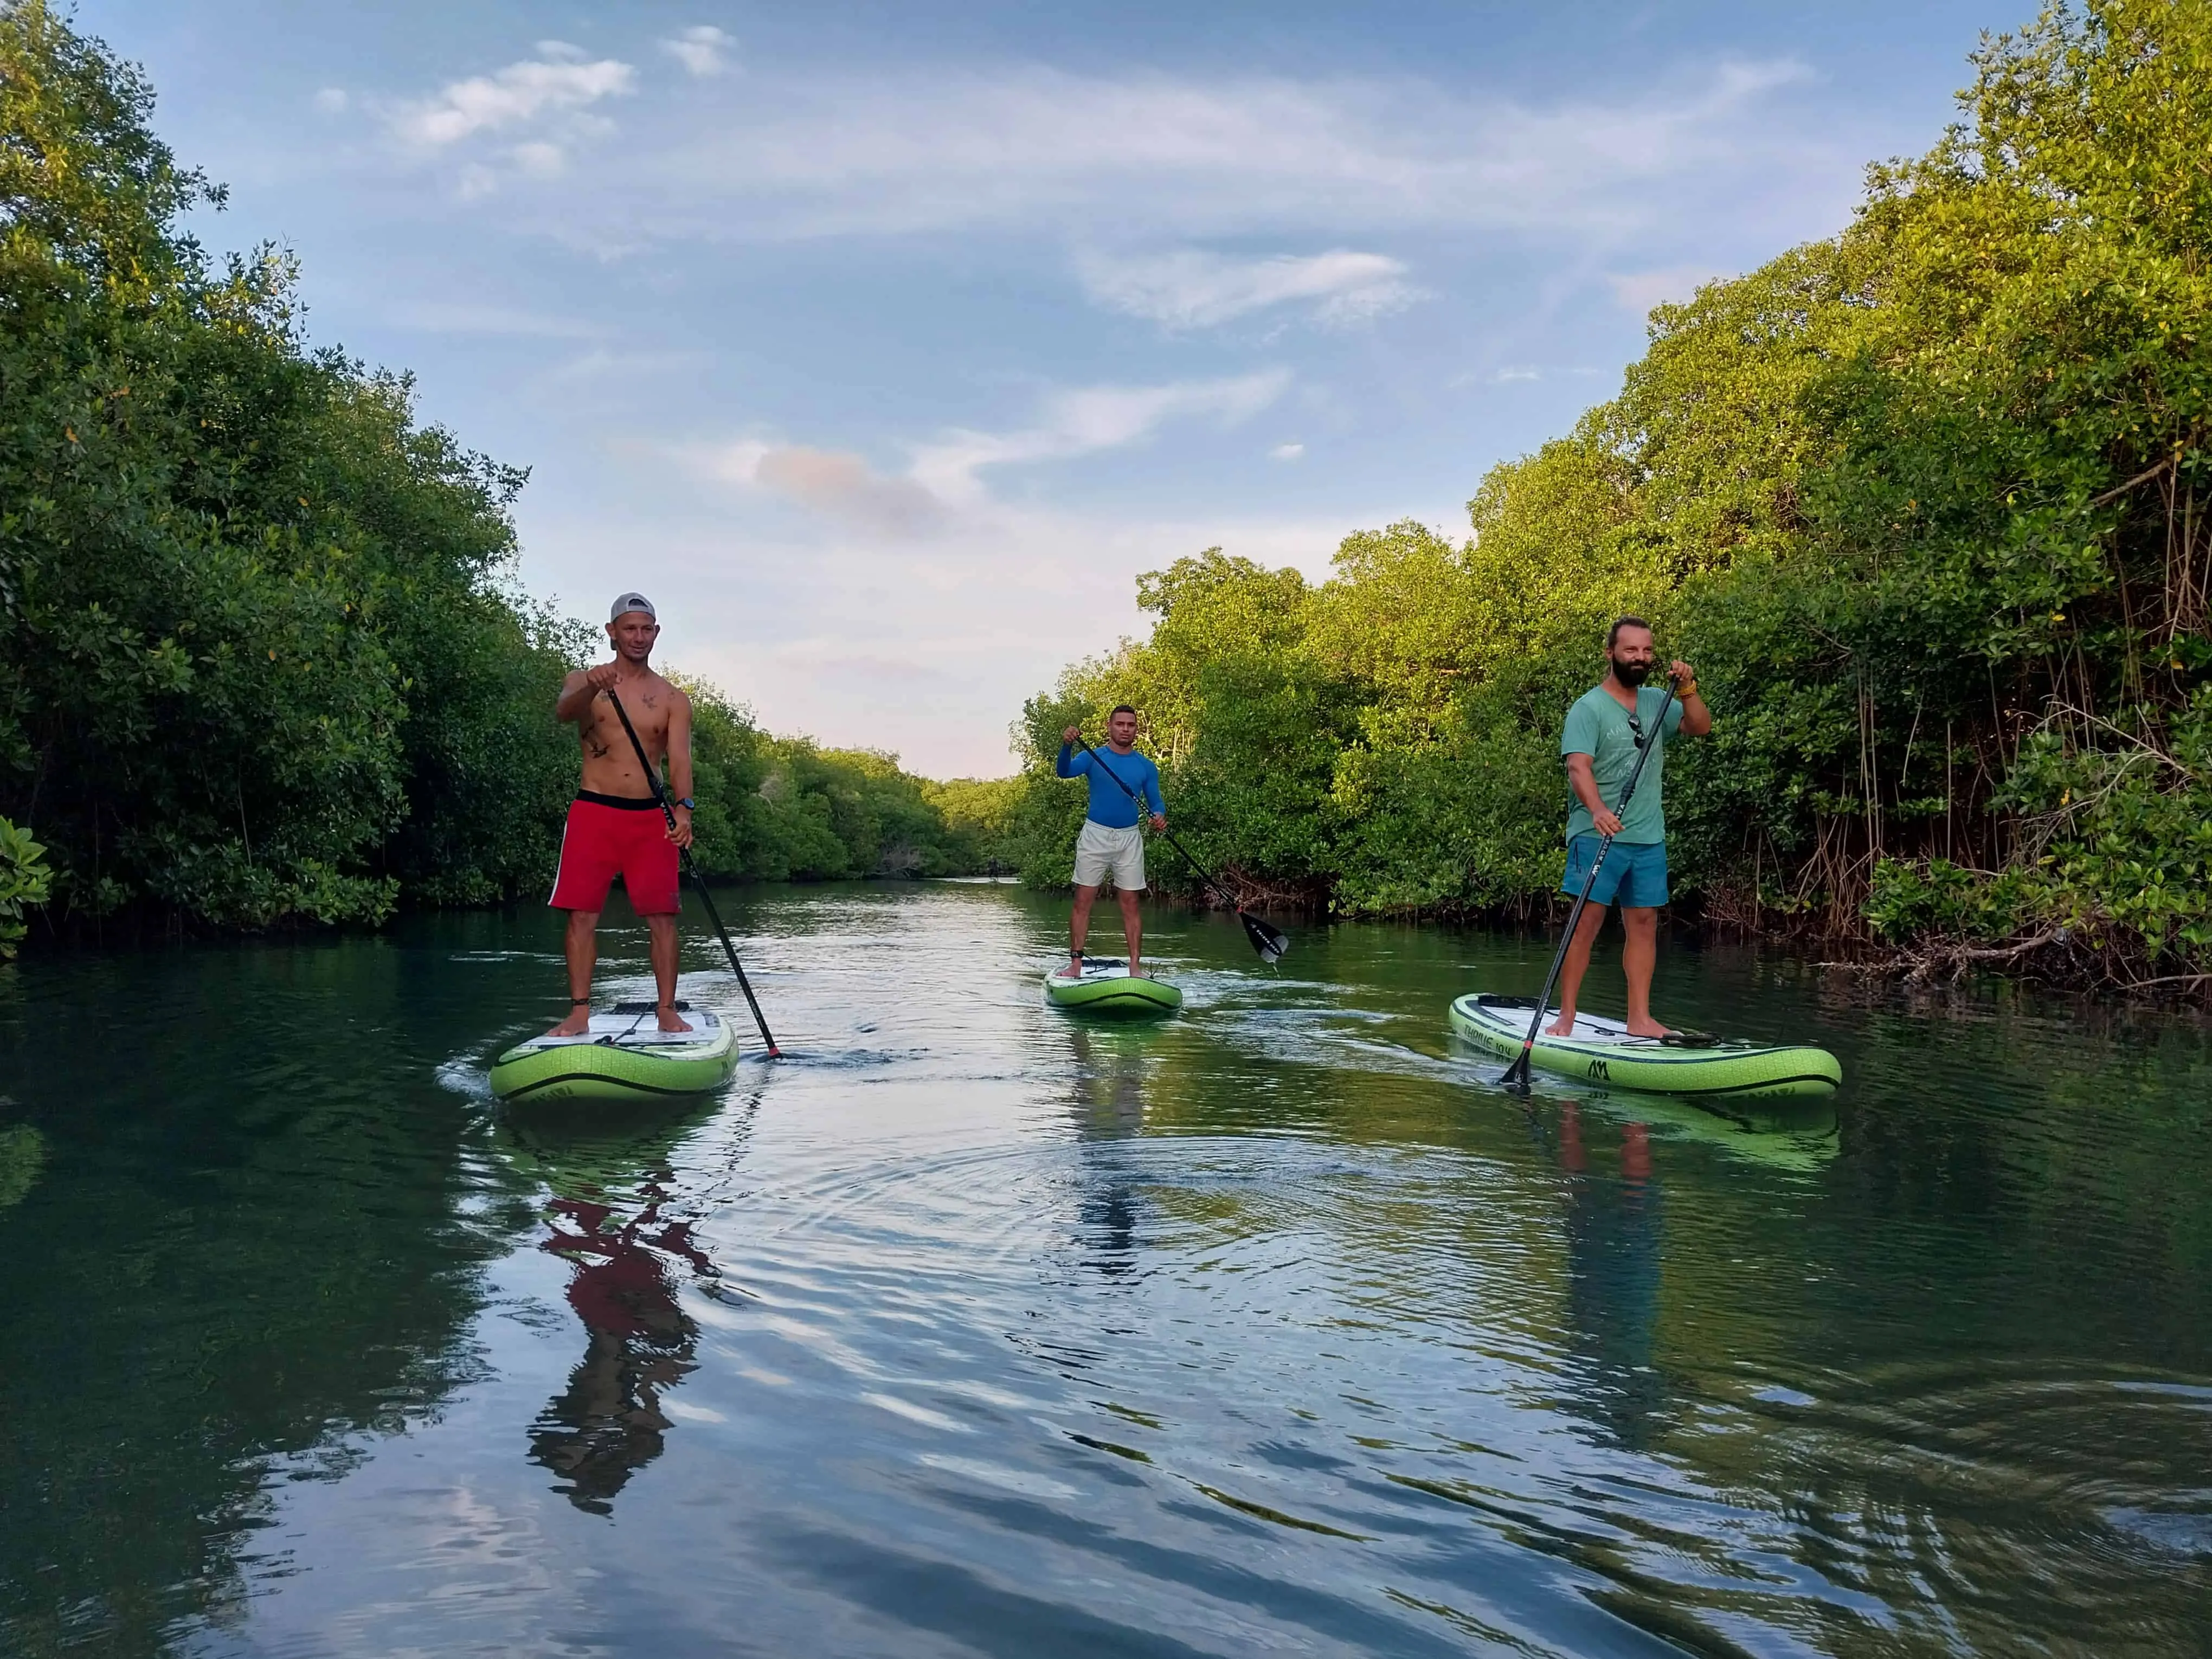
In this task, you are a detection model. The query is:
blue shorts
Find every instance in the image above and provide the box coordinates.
[1561,834,1669,909]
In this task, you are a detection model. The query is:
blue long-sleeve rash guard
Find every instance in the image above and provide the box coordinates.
[1057,742,1165,828]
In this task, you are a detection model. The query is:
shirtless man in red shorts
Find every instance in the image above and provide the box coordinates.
[546,593,696,1036]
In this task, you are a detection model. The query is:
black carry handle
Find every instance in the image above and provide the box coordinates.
[605,685,781,1058]
[1076,735,1289,965]
[1501,673,1680,1091]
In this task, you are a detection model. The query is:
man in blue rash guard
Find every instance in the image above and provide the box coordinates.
[1054,704,1167,981]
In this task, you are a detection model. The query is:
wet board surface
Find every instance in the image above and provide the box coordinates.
[503,1007,728,1054]
[1044,960,1184,1014]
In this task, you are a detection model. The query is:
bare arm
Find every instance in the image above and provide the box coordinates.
[1670,660,1712,737]
[555,663,620,724]
[667,689,694,801]
[1566,753,1623,838]
[665,688,695,848]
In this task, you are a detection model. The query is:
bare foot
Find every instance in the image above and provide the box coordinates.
[1054,960,1085,979]
[1128,961,1143,980]
[656,1002,695,1033]
[1623,1018,1675,1039]
[548,1004,592,1037]
[1542,1014,1576,1037]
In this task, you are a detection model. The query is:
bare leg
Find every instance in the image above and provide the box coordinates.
[550,910,600,1034]
[1620,906,1669,1037]
[647,913,692,1031]
[1544,904,1610,1036]
[1117,886,1144,978]
[1063,884,1100,975]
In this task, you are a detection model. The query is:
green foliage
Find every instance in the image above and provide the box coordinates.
[922,776,1024,872]
[0,814,50,957]
[1013,0,2212,984]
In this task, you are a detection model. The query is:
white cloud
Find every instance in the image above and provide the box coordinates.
[1076,248,1422,330]
[711,443,951,537]
[908,371,1290,505]
[638,500,1380,776]
[562,56,1818,246]
[662,25,735,78]
[392,50,635,148]
[1270,442,1305,461]
[692,371,1290,538]
[509,140,568,178]
[313,87,348,114]
[1608,264,1733,316]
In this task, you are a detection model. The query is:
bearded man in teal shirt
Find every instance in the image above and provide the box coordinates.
[1546,616,1711,1039]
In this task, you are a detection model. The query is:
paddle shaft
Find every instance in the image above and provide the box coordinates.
[603,685,781,1058]
[1504,674,1680,1090]
[1075,737,1243,912]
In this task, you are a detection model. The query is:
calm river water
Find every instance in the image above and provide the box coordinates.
[2,881,2208,1656]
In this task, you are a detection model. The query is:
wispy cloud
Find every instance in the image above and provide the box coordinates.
[662,25,735,78]
[696,371,1291,536]
[908,371,1290,505]
[390,47,635,148]
[1270,441,1306,461]
[372,44,1838,261]
[578,57,1817,244]
[709,443,951,537]
[1076,248,1422,330]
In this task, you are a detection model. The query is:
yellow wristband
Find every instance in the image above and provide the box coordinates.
[1676,679,1699,699]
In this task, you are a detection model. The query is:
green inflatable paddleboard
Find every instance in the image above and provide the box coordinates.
[491,1002,741,1103]
[1450,992,1840,1100]
[1044,959,1184,1017]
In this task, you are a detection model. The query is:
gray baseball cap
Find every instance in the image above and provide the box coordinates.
[608,591,657,623]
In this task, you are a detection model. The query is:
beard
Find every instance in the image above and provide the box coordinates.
[1610,657,1652,686]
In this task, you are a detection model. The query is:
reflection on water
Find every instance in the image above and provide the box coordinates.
[529,1181,710,1514]
[1558,1103,1666,1452]
[1070,1027,1148,1275]
[0,1117,43,1211]
[1,885,2209,1657]
[534,1187,702,1509]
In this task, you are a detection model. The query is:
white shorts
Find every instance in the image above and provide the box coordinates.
[1072,820,1146,891]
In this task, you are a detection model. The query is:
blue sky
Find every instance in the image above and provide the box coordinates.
[93,1,2016,776]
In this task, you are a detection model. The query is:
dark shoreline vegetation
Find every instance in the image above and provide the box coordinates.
[3,1,2208,1000]
[1001,0,2212,998]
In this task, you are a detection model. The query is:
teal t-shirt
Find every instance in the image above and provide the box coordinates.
[1562,684,1684,845]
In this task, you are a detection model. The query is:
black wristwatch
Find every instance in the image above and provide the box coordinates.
[674,796,696,811]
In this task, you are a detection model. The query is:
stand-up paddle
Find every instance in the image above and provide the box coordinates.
[1501,673,1679,1092]
[606,688,781,1058]
[1077,735,1290,965]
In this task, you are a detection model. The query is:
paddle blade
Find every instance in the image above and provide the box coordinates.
[1239,909,1290,964]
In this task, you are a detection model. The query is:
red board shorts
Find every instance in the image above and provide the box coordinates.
[549,793,681,916]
